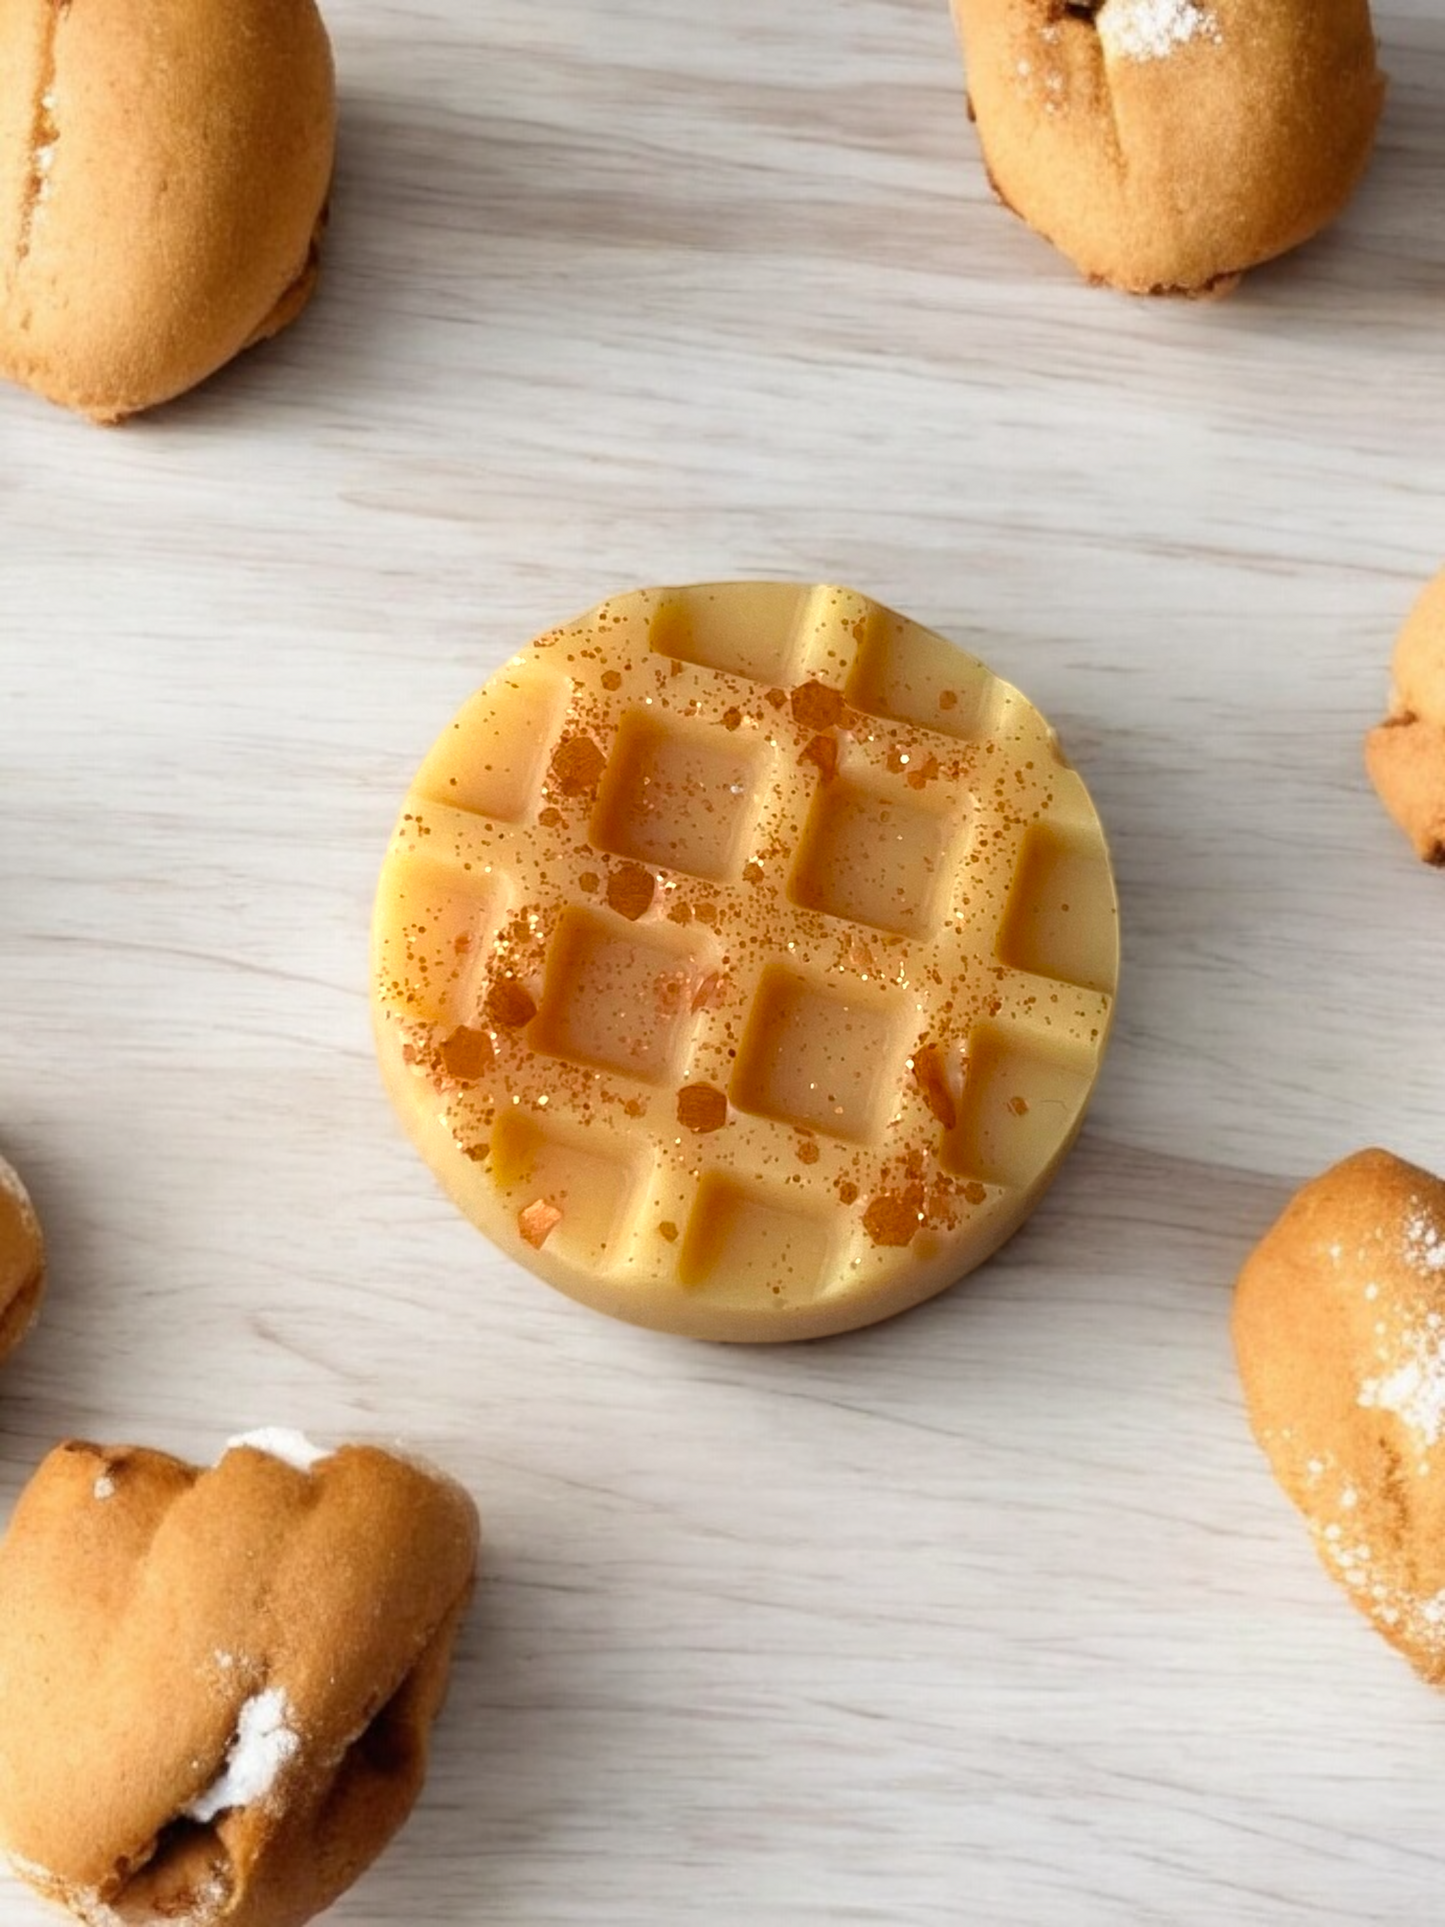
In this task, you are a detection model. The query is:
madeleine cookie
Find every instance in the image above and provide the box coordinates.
[0,1433,480,1927]
[373,583,1119,1342]
[0,0,335,422]
[951,0,1384,293]
[0,1153,43,1364]
[1235,1150,1445,1683]
[1366,569,1445,865]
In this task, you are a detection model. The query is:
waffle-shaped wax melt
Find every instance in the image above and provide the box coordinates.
[372,585,1119,1341]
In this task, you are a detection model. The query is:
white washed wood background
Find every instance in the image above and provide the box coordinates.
[4,1,1445,1921]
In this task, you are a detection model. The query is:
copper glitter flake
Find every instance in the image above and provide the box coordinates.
[486,979,537,1029]
[440,1026,494,1082]
[691,972,724,1013]
[551,735,607,795]
[864,1188,924,1249]
[677,1084,728,1134]
[607,864,656,922]
[912,1044,957,1130]
[518,1200,563,1248]
[800,733,839,781]
[791,681,845,731]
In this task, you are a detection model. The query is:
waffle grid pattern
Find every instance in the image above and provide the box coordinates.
[373,585,1117,1331]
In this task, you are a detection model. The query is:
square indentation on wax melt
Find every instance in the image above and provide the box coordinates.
[940,1022,1093,1191]
[648,583,812,685]
[995,821,1117,996]
[846,608,996,741]
[730,965,908,1143]
[678,1173,832,1305]
[491,1113,645,1271]
[411,666,571,823]
[790,771,961,940]
[532,907,704,1086]
[374,855,507,1028]
[591,710,768,884]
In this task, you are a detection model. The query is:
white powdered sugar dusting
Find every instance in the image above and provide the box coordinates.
[1352,1200,1445,1440]
[184,1687,300,1824]
[1098,0,1222,62]
[1404,1202,1445,1276]
[93,1475,115,1501]
[223,1428,330,1473]
[1315,1518,1445,1660]
[1359,1318,1445,1444]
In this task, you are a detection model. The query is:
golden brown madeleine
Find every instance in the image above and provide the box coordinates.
[1367,570,1445,865]
[1235,1150,1445,1683]
[0,1434,480,1927]
[951,0,1384,294]
[0,1153,43,1365]
[0,0,335,421]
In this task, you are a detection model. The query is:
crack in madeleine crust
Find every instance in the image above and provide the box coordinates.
[0,1439,480,1927]
[0,0,336,422]
[951,0,1384,293]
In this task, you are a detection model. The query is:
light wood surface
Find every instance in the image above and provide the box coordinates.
[4,2,1445,1920]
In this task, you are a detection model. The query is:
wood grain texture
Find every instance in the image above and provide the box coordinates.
[4,1,1445,1920]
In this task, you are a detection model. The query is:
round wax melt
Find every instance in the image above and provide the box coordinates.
[372,584,1119,1342]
